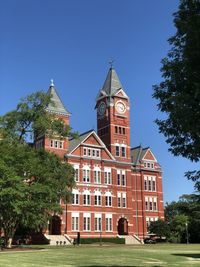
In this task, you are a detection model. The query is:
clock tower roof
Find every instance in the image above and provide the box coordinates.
[96,67,129,102]
[46,80,70,116]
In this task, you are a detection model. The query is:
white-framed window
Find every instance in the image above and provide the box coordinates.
[94,191,101,206]
[83,147,100,158]
[148,179,152,191]
[145,197,148,211]
[118,192,126,208]
[105,192,112,207]
[149,197,153,211]
[117,170,126,186]
[72,213,79,231]
[104,168,112,185]
[144,161,154,169]
[116,146,120,156]
[106,214,112,232]
[144,177,148,191]
[152,177,156,191]
[73,164,79,182]
[83,213,91,231]
[153,197,157,211]
[121,171,126,186]
[94,214,102,231]
[83,166,90,183]
[122,193,126,208]
[50,139,63,149]
[94,167,101,184]
[121,146,126,157]
[144,176,156,192]
[117,172,121,186]
[72,189,79,205]
[83,190,91,205]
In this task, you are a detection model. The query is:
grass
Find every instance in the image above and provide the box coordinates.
[0,243,200,266]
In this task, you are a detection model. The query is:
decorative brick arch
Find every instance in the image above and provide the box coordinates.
[117,216,129,235]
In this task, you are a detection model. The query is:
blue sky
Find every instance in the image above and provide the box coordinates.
[0,0,198,203]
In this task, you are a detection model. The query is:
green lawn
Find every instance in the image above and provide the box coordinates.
[0,244,200,267]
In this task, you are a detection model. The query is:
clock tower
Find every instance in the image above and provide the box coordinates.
[96,67,131,162]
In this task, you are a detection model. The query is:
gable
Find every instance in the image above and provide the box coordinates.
[82,134,102,146]
[114,88,129,99]
[142,149,157,162]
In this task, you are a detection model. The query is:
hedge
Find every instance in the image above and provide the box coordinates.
[77,237,125,244]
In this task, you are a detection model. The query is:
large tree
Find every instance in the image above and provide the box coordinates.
[0,91,76,247]
[165,194,200,243]
[153,0,200,190]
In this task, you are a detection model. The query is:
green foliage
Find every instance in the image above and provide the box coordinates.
[0,91,77,142]
[165,194,200,243]
[79,237,125,244]
[0,91,76,247]
[148,219,170,239]
[153,0,200,190]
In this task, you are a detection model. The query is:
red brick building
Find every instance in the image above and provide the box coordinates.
[36,68,164,241]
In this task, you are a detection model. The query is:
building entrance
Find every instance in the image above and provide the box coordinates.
[49,215,61,235]
[118,218,128,235]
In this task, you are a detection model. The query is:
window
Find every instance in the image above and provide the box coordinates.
[72,214,79,231]
[122,128,125,134]
[83,193,91,205]
[105,195,112,207]
[145,199,148,211]
[116,146,120,156]
[50,139,63,149]
[153,198,157,210]
[148,180,152,191]
[95,217,102,231]
[83,147,100,158]
[118,196,121,207]
[119,127,122,134]
[94,195,101,206]
[72,193,79,205]
[106,217,112,232]
[83,216,91,231]
[117,173,120,185]
[94,169,101,184]
[115,126,118,133]
[152,179,156,191]
[121,147,126,157]
[144,178,148,191]
[121,173,126,186]
[144,161,154,169]
[83,148,87,156]
[104,169,112,185]
[83,169,90,183]
[149,201,153,211]
[122,195,126,208]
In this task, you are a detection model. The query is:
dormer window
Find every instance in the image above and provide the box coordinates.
[144,161,154,169]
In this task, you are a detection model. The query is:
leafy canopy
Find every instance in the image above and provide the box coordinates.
[153,0,200,189]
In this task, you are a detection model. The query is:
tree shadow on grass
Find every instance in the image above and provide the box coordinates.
[172,254,200,259]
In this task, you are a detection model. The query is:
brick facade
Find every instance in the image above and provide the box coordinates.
[38,68,164,241]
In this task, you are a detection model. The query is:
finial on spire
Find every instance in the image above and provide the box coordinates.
[109,58,115,69]
[50,79,54,87]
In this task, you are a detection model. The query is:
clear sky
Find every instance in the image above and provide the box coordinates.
[0,0,198,203]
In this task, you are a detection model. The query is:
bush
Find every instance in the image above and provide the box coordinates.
[79,237,125,244]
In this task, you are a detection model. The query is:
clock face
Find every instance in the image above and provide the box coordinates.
[116,101,126,114]
[98,101,106,116]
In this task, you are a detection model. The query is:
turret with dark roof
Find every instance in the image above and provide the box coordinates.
[46,79,70,116]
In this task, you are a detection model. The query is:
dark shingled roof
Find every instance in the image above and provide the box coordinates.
[131,145,149,165]
[46,84,70,116]
[68,129,94,153]
[96,68,129,100]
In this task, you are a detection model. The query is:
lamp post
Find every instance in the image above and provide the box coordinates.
[185,222,189,244]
